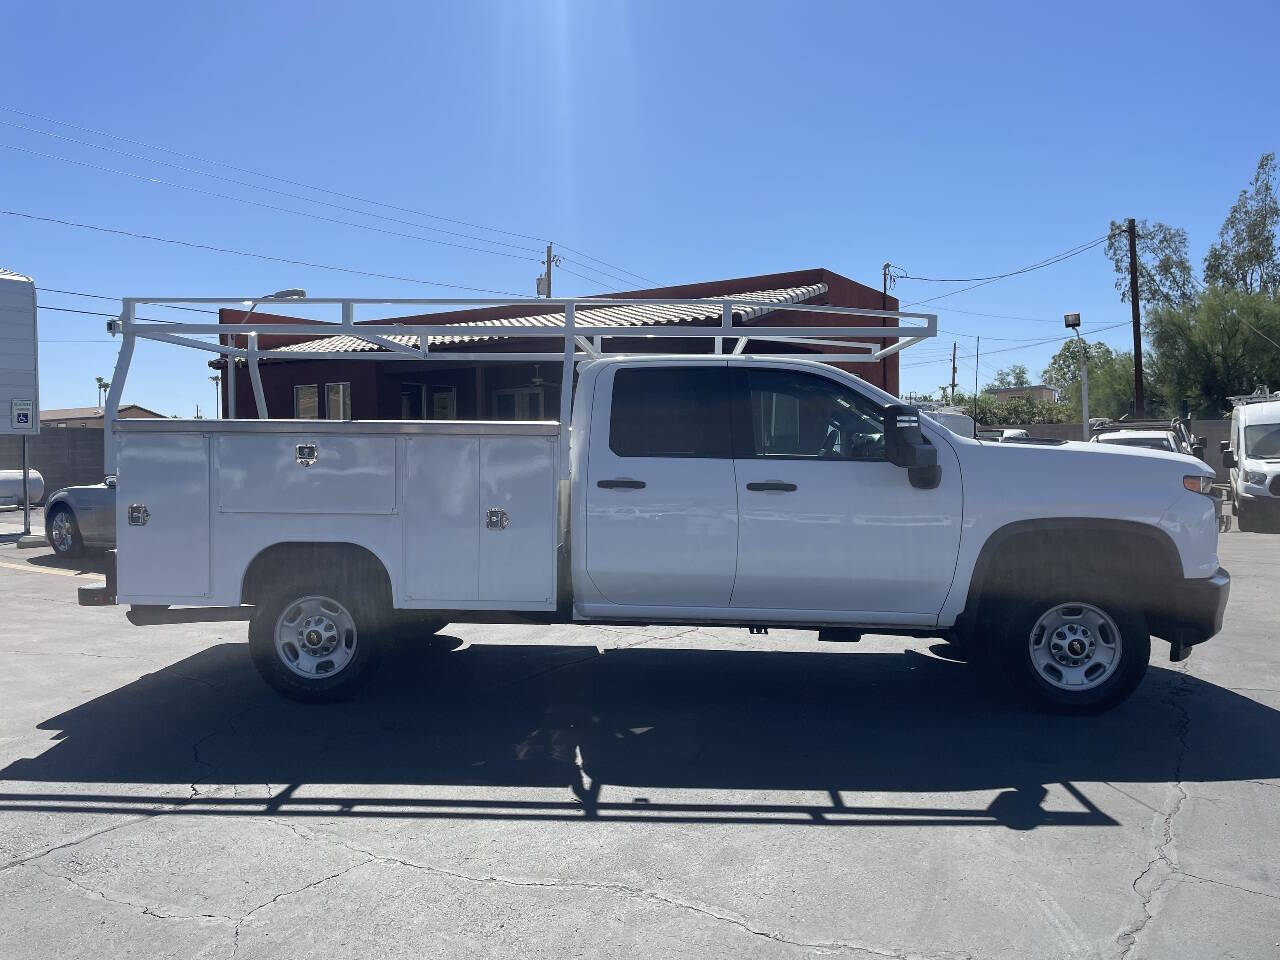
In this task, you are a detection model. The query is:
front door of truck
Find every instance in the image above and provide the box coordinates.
[584,363,738,607]
[729,366,962,620]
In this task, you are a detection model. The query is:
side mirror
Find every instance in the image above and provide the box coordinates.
[1191,442,1206,460]
[1223,449,1237,469]
[1219,440,1230,454]
[884,404,941,489]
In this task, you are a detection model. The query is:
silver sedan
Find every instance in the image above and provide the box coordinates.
[44,477,116,557]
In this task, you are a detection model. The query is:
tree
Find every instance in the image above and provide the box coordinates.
[1040,340,1156,420]
[988,363,1031,389]
[1105,220,1198,309]
[1145,288,1280,417]
[1203,153,1280,295]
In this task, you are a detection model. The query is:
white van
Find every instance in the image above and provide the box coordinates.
[1223,395,1280,532]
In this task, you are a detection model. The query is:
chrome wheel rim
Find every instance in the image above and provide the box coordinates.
[49,512,75,553]
[1028,602,1123,691]
[274,595,358,679]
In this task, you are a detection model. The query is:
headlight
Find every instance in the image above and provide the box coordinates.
[1183,475,1215,495]
[1244,470,1267,486]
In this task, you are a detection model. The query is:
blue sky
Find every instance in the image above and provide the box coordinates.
[2,0,1277,414]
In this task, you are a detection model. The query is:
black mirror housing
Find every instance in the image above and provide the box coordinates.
[1223,449,1237,469]
[884,404,941,488]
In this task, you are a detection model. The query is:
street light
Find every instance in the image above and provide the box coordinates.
[1065,312,1089,441]
[209,375,221,419]
[226,288,307,418]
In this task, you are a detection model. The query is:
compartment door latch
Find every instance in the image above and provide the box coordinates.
[296,443,318,467]
[485,508,509,530]
[127,504,150,526]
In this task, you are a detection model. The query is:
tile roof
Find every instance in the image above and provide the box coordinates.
[271,284,828,354]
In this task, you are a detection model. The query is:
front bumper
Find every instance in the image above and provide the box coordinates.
[1164,567,1230,662]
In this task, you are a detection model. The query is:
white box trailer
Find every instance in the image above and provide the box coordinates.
[84,294,1229,714]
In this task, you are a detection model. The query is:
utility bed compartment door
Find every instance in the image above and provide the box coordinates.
[401,434,557,607]
[479,435,556,603]
[214,434,396,514]
[116,432,211,600]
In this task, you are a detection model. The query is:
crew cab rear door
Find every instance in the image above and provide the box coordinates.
[728,365,963,621]
[583,362,738,607]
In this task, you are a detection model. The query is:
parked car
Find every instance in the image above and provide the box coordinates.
[44,477,115,557]
[1090,418,1206,459]
[1222,394,1280,532]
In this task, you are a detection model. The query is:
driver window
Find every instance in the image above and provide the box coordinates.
[744,369,885,460]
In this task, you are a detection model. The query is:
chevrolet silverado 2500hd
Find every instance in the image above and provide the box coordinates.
[83,295,1229,714]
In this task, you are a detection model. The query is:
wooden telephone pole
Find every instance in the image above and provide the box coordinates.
[950,342,958,402]
[1127,218,1144,416]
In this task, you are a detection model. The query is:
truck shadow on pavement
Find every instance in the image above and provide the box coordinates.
[3,638,1279,831]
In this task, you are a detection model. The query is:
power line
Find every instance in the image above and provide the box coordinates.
[0,105,546,244]
[555,242,659,286]
[900,235,1114,307]
[3,210,527,296]
[36,287,217,314]
[0,105,658,285]
[1,142,544,263]
[901,321,1130,368]
[0,119,545,257]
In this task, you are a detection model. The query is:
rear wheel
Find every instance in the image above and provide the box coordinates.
[990,591,1150,714]
[46,506,84,558]
[249,574,388,702]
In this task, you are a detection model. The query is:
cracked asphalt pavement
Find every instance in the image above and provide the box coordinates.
[1,509,1278,959]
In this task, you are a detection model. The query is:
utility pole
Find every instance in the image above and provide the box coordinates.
[537,243,559,298]
[950,342,958,403]
[1127,218,1144,416]
[882,262,891,311]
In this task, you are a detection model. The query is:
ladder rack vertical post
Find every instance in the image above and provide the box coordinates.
[103,301,136,478]
[559,302,575,480]
[226,355,236,418]
[247,332,267,419]
[718,301,732,354]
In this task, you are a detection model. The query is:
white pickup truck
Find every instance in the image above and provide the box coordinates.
[83,295,1229,714]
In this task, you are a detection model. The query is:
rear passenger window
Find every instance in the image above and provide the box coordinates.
[609,366,731,458]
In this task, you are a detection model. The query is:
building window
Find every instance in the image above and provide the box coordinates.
[325,382,351,420]
[400,384,426,419]
[294,384,319,419]
[493,386,544,420]
[431,387,457,419]
[399,384,457,419]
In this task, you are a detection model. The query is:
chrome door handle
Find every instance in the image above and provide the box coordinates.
[746,481,797,492]
[597,478,646,489]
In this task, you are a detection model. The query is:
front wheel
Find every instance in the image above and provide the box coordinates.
[990,593,1150,714]
[249,575,387,702]
[46,506,84,558]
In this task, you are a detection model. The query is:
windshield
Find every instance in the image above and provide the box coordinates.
[1244,423,1280,459]
[1097,435,1174,452]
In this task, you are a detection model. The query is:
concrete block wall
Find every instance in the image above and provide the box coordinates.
[0,429,104,501]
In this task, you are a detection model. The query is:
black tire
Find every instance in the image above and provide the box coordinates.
[1236,500,1259,533]
[248,572,389,703]
[987,589,1150,714]
[45,505,84,558]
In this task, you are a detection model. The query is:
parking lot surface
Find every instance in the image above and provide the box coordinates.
[1,508,1278,960]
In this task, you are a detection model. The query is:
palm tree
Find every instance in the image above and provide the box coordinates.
[95,376,110,410]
